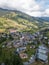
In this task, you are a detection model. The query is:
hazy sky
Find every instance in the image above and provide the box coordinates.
[0,0,49,17]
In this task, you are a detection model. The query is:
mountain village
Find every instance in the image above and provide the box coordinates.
[0,28,49,65]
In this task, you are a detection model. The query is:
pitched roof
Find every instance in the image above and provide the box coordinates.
[37,53,48,61]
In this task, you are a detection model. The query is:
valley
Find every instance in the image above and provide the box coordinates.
[0,8,49,65]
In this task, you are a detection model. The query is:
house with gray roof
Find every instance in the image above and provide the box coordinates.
[17,47,26,53]
[36,45,48,63]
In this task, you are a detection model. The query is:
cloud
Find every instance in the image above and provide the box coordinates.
[0,0,49,17]
[26,11,42,17]
[43,8,49,17]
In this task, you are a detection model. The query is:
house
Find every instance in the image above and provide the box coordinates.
[17,47,26,53]
[28,55,35,64]
[9,29,17,34]
[2,45,5,48]
[36,45,48,62]
[37,53,48,62]
[13,40,21,47]
[30,45,35,49]
[36,32,40,35]
[38,45,47,50]
[38,48,47,54]
[44,37,48,40]
[20,53,28,59]
[48,42,49,44]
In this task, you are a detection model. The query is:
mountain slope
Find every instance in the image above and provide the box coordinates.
[0,8,49,33]
[40,17,49,22]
